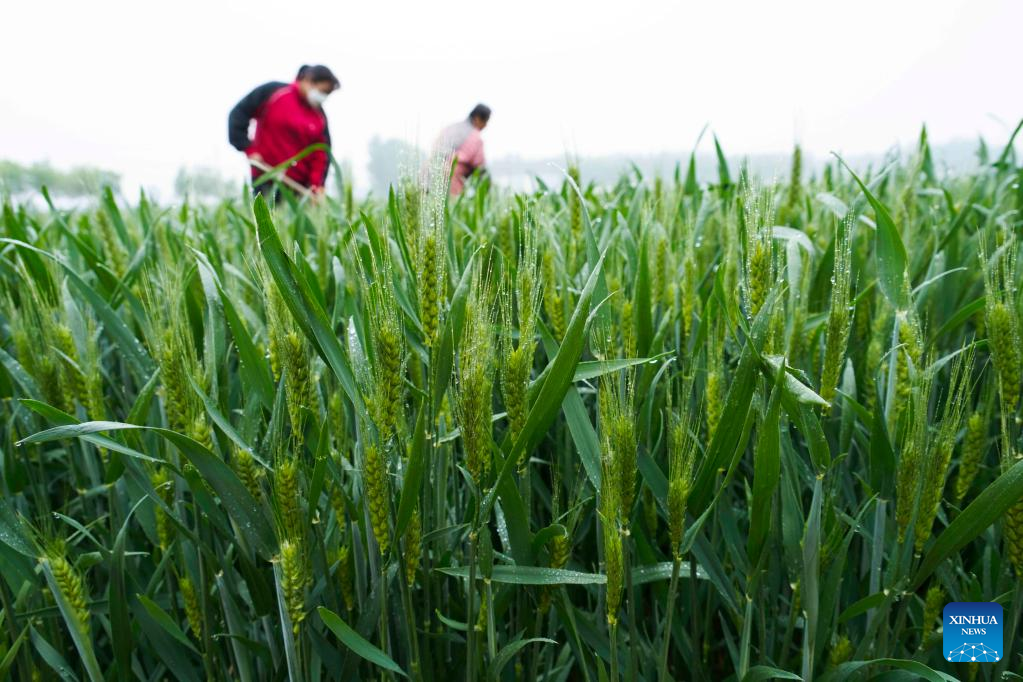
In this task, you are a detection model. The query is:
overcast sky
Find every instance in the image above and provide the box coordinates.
[2,0,1020,197]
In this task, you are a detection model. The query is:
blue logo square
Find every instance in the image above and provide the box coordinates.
[943,602,1003,663]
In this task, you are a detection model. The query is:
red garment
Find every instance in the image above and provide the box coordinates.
[450,129,485,195]
[247,83,328,189]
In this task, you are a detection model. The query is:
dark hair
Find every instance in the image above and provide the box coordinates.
[296,64,311,79]
[469,104,491,123]
[303,65,340,91]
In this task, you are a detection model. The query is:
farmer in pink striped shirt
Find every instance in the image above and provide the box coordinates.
[432,104,491,195]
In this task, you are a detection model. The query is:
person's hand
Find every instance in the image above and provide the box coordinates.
[309,185,325,204]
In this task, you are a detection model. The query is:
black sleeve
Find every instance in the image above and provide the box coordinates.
[228,81,285,152]
[320,114,332,186]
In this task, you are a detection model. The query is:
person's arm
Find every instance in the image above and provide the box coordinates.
[228,81,285,152]
[319,115,332,186]
[307,147,328,192]
[463,134,486,173]
[473,142,486,176]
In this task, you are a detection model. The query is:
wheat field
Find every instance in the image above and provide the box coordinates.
[1,127,1022,681]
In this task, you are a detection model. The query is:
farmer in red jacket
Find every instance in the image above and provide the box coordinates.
[228,66,334,183]
[237,65,339,198]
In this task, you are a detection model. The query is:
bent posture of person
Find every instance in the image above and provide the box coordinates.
[432,104,491,195]
[228,65,339,196]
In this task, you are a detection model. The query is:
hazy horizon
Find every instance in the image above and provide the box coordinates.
[2,0,1021,199]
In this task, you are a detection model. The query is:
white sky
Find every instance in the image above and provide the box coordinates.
[2,0,1020,197]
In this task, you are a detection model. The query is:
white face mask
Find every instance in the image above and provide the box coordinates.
[306,89,328,107]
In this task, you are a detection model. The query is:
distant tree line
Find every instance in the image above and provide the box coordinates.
[174,166,239,201]
[367,136,422,196]
[0,160,121,198]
